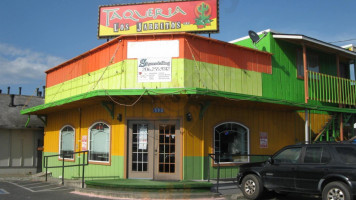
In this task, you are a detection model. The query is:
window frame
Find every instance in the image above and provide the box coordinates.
[88,121,111,165]
[58,125,75,161]
[213,122,250,165]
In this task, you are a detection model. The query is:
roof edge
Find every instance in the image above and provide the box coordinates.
[21,88,356,115]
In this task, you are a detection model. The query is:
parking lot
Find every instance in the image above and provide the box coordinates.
[0,180,122,200]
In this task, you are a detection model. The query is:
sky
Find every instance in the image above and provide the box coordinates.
[0,0,355,96]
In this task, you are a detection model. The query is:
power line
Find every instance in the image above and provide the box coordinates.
[329,38,356,44]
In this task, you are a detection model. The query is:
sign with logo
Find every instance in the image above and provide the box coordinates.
[98,0,219,38]
[137,58,171,82]
[259,132,268,148]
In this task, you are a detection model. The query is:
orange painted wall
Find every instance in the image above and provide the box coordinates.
[45,33,271,88]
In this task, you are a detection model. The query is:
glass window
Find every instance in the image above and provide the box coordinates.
[304,147,330,164]
[59,126,75,159]
[273,148,301,164]
[297,49,319,78]
[214,122,249,163]
[89,122,110,162]
[335,146,356,164]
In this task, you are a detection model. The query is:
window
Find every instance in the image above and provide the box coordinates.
[89,122,110,162]
[297,49,319,78]
[273,148,301,164]
[304,147,330,164]
[214,122,249,163]
[59,126,75,159]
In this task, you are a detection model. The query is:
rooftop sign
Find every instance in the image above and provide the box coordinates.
[98,0,219,38]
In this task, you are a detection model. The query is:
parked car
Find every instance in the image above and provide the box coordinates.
[237,142,356,200]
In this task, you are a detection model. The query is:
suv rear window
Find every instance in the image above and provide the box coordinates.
[335,146,356,164]
[304,147,330,164]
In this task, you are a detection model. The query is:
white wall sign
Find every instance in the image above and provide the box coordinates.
[259,132,268,148]
[127,40,179,58]
[137,58,172,83]
[138,127,148,150]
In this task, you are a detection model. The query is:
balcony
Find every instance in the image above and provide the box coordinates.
[308,71,356,106]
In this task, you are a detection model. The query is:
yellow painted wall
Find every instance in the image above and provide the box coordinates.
[44,96,331,167]
[183,101,308,157]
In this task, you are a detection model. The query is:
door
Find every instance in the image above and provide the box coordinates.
[295,146,331,192]
[128,121,154,179]
[128,120,181,180]
[154,120,181,180]
[263,147,302,191]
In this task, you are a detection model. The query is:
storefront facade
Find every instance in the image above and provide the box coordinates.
[22,32,354,180]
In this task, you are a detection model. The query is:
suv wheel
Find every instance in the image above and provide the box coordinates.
[322,181,351,200]
[241,174,263,199]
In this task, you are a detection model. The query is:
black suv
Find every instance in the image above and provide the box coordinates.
[237,142,356,200]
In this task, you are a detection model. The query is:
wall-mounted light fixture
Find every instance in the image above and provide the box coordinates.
[186,112,192,122]
[117,113,122,122]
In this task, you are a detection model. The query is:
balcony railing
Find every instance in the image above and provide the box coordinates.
[309,71,356,106]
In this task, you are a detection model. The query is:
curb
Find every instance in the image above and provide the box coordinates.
[74,188,223,199]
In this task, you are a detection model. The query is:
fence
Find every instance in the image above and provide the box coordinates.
[44,151,89,188]
[309,71,356,105]
[207,153,270,193]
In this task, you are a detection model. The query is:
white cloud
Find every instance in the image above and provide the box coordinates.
[0,43,65,85]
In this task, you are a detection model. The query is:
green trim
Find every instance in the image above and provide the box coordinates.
[199,101,210,120]
[37,115,47,126]
[21,88,356,115]
[101,101,115,119]
[25,115,30,127]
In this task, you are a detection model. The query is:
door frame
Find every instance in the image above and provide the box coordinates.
[125,118,182,180]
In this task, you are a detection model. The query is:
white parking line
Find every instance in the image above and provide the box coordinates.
[5,181,72,193]
[6,181,35,192]
[0,189,9,194]
[17,182,46,187]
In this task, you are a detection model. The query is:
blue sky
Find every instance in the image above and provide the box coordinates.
[0,0,355,95]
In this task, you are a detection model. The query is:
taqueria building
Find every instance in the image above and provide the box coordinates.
[22,32,330,181]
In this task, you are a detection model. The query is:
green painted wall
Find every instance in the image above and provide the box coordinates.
[183,156,269,180]
[43,152,124,179]
[46,58,263,104]
[184,59,262,96]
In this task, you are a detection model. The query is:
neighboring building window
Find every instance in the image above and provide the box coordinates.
[214,122,249,163]
[297,49,319,78]
[89,122,110,162]
[59,126,75,159]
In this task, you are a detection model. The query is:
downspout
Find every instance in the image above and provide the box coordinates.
[202,114,205,180]
[303,43,309,143]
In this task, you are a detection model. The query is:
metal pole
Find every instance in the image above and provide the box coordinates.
[217,155,220,193]
[305,109,309,143]
[45,157,48,182]
[207,155,210,182]
[82,152,85,188]
[62,154,64,185]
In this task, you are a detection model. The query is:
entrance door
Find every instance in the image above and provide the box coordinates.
[128,120,181,180]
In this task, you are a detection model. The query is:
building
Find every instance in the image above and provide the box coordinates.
[0,90,44,175]
[21,31,356,181]
[232,29,356,142]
